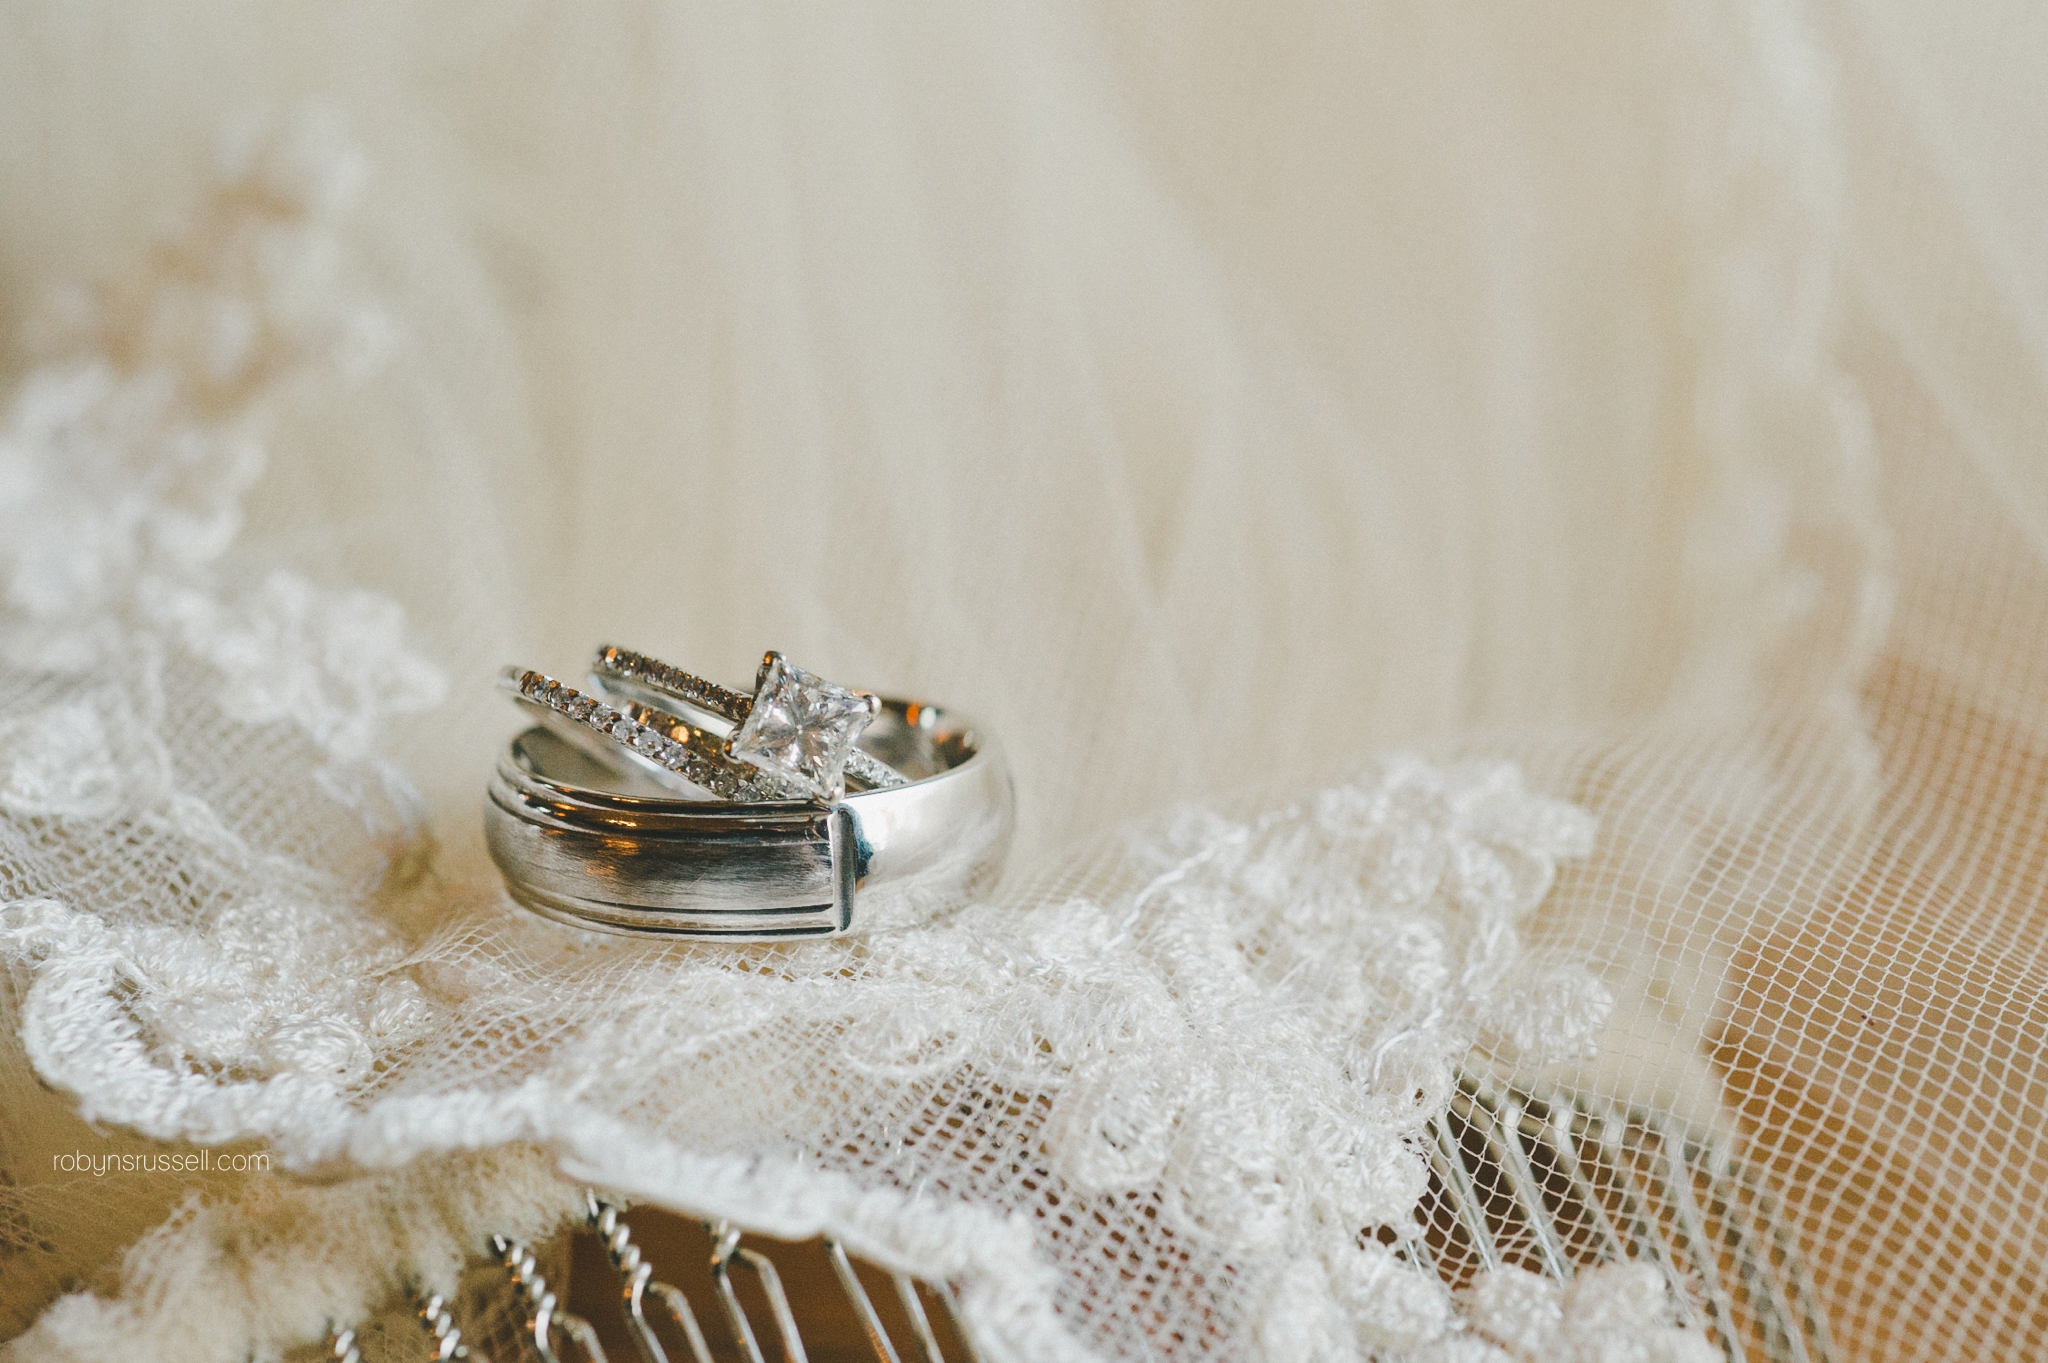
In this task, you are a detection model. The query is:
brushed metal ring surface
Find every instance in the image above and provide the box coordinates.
[485,698,1012,940]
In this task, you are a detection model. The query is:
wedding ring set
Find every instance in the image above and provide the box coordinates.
[486,646,1012,940]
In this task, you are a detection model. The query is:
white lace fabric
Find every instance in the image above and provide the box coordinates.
[3,2,2047,1361]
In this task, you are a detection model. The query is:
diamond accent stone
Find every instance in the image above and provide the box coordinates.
[728,653,881,801]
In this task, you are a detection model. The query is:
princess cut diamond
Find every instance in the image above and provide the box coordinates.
[728,652,881,801]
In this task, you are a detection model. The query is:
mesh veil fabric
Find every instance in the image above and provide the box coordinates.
[0,1,2045,1359]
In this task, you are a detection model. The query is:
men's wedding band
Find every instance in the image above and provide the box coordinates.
[485,693,1012,939]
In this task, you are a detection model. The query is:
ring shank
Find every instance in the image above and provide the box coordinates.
[486,698,1011,940]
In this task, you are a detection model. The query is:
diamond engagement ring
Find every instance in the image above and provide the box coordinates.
[501,648,910,802]
[485,687,1012,938]
[593,646,909,799]
[503,668,798,801]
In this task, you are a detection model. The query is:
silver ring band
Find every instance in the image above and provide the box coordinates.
[484,697,1012,939]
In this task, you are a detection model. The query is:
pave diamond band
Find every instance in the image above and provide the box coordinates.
[595,646,753,723]
[592,646,909,800]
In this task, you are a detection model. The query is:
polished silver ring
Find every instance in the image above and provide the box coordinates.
[484,694,1012,939]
